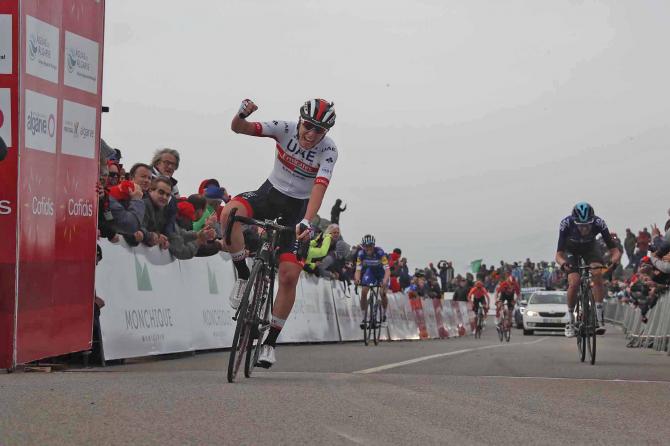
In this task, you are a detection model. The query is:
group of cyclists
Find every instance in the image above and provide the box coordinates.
[221,97,622,370]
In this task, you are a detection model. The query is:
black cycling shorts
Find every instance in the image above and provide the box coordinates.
[563,241,604,274]
[231,180,308,263]
[499,292,515,309]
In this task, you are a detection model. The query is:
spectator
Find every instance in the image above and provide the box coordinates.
[193,184,228,236]
[169,201,217,260]
[398,257,411,289]
[151,148,181,196]
[304,224,338,276]
[624,228,637,265]
[108,180,145,240]
[452,278,469,302]
[140,177,176,250]
[97,163,117,242]
[330,199,346,225]
[389,248,402,292]
[129,163,153,195]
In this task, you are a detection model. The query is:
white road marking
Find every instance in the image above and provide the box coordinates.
[476,375,670,385]
[324,426,369,445]
[353,338,547,374]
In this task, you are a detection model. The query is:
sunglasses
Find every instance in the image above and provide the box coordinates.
[301,121,327,134]
[108,172,120,178]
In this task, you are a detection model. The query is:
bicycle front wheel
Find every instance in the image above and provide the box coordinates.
[227,261,261,383]
[363,296,370,346]
[575,301,586,363]
[372,292,382,346]
[244,262,270,378]
[505,321,511,342]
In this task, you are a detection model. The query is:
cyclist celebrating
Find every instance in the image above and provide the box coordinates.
[468,281,490,335]
[495,272,519,328]
[555,202,621,337]
[354,235,391,327]
[222,98,338,368]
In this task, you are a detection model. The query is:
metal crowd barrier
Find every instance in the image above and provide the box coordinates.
[605,293,670,354]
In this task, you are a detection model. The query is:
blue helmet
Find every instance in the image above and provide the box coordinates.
[361,234,375,246]
[572,202,595,224]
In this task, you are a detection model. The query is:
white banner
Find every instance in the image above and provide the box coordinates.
[0,15,11,75]
[64,31,99,94]
[178,253,237,350]
[97,241,193,360]
[61,100,96,158]
[24,89,57,153]
[25,15,59,84]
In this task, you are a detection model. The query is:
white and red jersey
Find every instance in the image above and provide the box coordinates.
[251,120,338,200]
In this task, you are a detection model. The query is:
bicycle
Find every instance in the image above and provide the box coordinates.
[498,305,512,343]
[361,284,383,346]
[224,207,299,383]
[574,260,607,365]
[474,305,485,339]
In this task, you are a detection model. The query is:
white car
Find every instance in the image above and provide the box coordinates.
[522,291,569,335]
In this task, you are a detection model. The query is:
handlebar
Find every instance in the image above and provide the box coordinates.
[224,207,294,246]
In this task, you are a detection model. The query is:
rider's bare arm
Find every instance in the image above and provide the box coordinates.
[231,99,259,135]
[609,247,622,265]
[555,251,568,268]
[303,183,327,222]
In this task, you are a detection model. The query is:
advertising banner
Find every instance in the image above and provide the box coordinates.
[15,0,104,364]
[178,253,237,351]
[331,282,363,342]
[432,299,449,338]
[0,0,19,370]
[96,241,194,361]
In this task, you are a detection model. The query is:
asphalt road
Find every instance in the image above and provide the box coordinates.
[2,325,669,445]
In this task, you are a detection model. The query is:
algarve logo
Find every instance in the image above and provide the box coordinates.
[207,264,219,295]
[28,35,38,60]
[135,256,153,291]
[67,49,76,73]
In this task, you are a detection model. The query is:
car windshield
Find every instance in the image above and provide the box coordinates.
[529,294,566,305]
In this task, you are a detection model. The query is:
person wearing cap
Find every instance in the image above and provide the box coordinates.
[193,184,229,236]
[168,198,217,260]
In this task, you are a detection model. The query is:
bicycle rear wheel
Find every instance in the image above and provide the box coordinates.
[244,262,270,378]
[373,292,382,346]
[363,296,370,346]
[368,292,377,346]
[586,289,597,365]
[227,261,261,383]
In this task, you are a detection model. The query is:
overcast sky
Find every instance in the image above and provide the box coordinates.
[101,0,670,272]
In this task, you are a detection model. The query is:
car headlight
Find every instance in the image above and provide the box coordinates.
[526,310,538,317]
[519,307,526,314]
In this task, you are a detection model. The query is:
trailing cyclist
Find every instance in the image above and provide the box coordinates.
[555,202,621,338]
[495,272,519,329]
[354,235,391,328]
[468,281,490,335]
[222,98,338,368]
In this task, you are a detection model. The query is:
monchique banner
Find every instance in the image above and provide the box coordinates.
[14,0,105,364]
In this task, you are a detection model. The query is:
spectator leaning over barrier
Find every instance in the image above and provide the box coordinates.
[140,177,176,250]
[452,277,470,302]
[151,148,181,196]
[398,257,411,290]
[304,224,337,276]
[193,185,228,237]
[129,163,153,196]
[108,179,145,242]
[317,224,348,279]
[389,249,402,292]
[106,160,121,187]
[169,199,217,260]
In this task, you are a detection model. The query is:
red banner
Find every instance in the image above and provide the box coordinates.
[15,0,104,363]
[0,0,19,370]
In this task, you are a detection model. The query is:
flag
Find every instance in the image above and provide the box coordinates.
[470,259,482,274]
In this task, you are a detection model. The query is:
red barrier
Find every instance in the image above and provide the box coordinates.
[6,0,105,365]
[432,299,449,338]
[409,296,429,339]
[0,0,19,369]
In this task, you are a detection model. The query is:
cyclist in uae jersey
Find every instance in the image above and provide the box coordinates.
[354,234,391,328]
[222,98,338,368]
[555,202,621,337]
